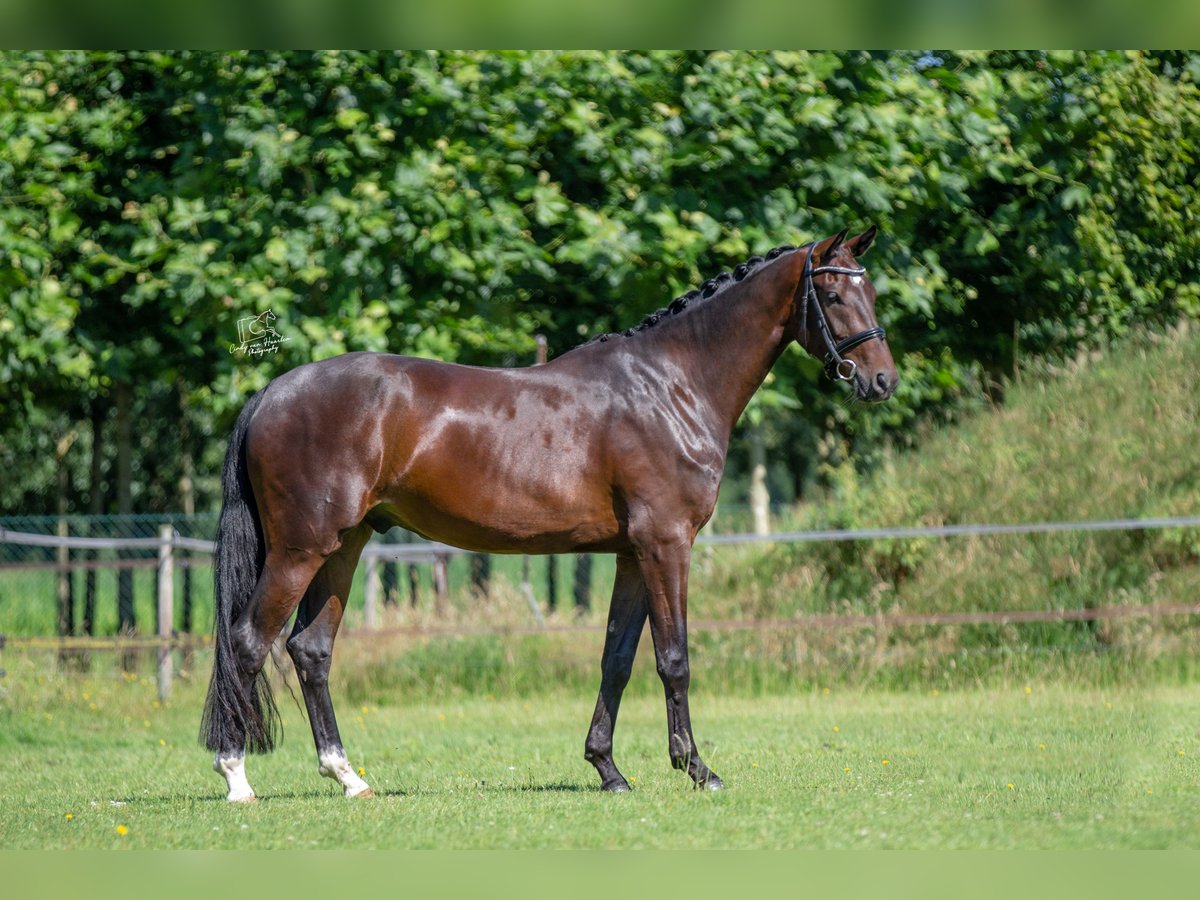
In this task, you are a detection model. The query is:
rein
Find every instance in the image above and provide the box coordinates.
[799,243,887,382]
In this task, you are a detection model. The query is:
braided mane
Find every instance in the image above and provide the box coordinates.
[592,244,799,343]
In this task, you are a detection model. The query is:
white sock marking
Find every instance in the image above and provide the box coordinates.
[213,753,256,803]
[318,750,372,797]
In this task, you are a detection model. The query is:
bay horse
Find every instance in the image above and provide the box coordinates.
[201,226,897,801]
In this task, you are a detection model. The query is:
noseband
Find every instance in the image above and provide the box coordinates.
[800,244,887,382]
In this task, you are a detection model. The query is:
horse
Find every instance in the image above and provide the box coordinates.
[201,226,897,801]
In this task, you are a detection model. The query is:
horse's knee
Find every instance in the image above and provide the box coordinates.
[286,629,333,685]
[655,647,689,692]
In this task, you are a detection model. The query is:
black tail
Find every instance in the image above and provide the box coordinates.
[200,388,280,754]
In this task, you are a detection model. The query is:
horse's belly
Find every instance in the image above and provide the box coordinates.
[374,445,624,553]
[372,493,623,554]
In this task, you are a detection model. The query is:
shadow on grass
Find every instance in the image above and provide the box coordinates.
[118,780,601,805]
[511,782,597,794]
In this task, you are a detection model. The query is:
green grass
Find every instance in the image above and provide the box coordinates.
[2,647,1199,850]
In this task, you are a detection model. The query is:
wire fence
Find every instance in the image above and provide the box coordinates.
[3,512,1200,698]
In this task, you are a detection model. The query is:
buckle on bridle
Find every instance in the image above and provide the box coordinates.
[831,358,858,382]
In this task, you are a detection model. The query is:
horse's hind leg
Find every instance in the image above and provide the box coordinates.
[215,551,325,802]
[584,554,648,791]
[286,524,373,798]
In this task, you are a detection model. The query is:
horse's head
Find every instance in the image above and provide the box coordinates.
[792,225,897,403]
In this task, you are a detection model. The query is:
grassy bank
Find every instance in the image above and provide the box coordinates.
[688,326,1200,669]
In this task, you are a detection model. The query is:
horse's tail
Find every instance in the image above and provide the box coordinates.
[200,388,280,754]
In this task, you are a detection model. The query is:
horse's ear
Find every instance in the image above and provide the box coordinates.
[848,224,878,257]
[822,227,849,262]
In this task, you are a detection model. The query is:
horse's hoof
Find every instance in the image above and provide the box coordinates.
[228,793,257,803]
[348,787,374,799]
[601,779,632,793]
[701,775,724,791]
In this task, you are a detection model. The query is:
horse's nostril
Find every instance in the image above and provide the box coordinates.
[875,372,890,393]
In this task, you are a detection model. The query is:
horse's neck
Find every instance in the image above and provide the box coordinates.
[653,254,801,437]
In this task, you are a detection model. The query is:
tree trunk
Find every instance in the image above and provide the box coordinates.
[470,553,491,599]
[83,401,104,637]
[546,555,558,610]
[748,419,771,536]
[573,554,592,613]
[178,380,194,636]
[115,381,135,637]
[55,429,78,637]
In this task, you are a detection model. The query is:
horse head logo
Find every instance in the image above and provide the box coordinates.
[231,309,287,356]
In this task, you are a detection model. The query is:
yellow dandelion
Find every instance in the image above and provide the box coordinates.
[751,761,759,768]
[65,813,74,821]
[1039,743,1047,750]
[358,767,365,777]
[1007,783,1015,790]
[629,776,637,784]
[844,767,851,774]
[833,725,840,733]
[143,719,150,727]
[1179,750,1186,757]
[822,687,831,695]
[1147,789,1153,795]
[931,689,940,697]
[116,825,129,836]
[159,739,166,746]
[361,706,369,715]
[1024,686,1032,695]
[881,759,890,766]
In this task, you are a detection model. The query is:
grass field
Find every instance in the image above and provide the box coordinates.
[2,645,1198,850]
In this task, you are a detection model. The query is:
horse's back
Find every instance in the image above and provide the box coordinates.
[246,351,630,554]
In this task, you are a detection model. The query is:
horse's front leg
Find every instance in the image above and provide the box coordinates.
[584,554,649,791]
[635,529,723,790]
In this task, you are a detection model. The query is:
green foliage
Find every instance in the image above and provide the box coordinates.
[2,51,1198,515]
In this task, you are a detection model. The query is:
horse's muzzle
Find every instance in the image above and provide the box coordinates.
[859,370,898,403]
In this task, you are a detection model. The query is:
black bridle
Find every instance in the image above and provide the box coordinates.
[799,243,887,382]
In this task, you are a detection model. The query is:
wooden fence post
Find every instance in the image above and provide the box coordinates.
[157,524,174,701]
[56,517,71,636]
[433,554,449,613]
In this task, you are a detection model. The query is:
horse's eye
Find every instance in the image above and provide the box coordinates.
[825,291,839,303]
